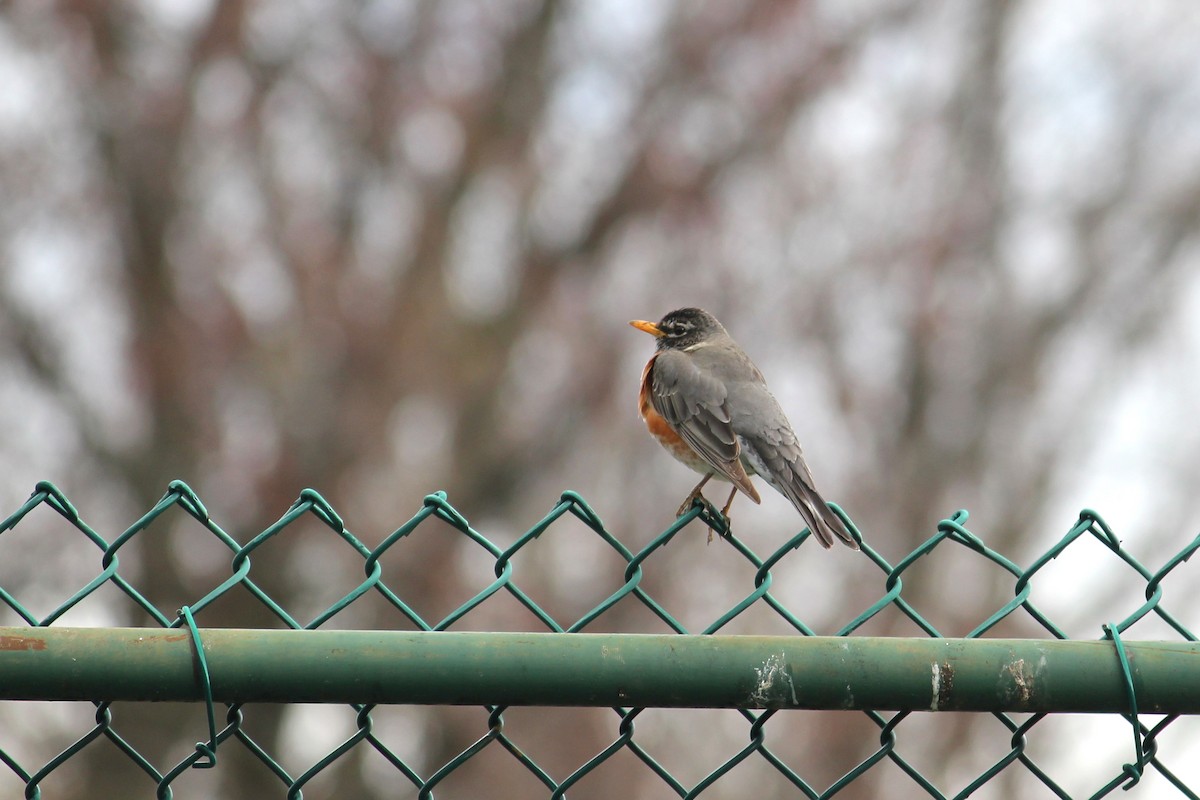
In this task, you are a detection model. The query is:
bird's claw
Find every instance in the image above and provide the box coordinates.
[675,489,705,518]
[675,493,730,543]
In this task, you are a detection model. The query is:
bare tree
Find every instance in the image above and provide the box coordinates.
[2,1,1200,797]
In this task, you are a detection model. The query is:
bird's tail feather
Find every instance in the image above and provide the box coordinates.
[788,481,858,550]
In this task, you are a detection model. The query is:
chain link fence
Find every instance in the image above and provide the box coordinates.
[1,480,1199,799]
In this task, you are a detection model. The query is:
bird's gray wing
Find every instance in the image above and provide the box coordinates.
[649,350,760,502]
[730,384,858,550]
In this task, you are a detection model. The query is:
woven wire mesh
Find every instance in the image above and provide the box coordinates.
[1,480,1199,799]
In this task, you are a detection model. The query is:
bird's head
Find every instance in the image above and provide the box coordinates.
[629,307,726,351]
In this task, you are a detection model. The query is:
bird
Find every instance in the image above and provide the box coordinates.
[630,307,857,549]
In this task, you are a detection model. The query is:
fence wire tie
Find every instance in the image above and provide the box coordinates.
[1102,622,1145,789]
[33,480,81,523]
[179,605,218,768]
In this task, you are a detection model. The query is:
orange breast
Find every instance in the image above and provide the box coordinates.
[638,355,714,475]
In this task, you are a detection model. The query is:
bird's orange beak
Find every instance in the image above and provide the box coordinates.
[629,319,665,337]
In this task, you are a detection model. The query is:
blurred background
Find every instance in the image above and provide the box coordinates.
[3,0,1200,797]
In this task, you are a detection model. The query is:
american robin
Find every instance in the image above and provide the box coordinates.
[630,307,858,549]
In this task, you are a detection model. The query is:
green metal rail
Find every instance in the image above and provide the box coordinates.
[3,480,1200,798]
[2,628,1197,713]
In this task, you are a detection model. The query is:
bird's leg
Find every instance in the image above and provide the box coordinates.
[707,486,740,544]
[676,474,713,517]
[720,486,738,519]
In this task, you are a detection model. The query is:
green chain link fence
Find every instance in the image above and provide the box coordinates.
[1,480,1199,798]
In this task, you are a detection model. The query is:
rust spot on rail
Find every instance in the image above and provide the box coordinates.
[0,635,47,651]
[142,633,190,643]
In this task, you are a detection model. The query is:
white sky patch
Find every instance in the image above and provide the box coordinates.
[193,57,254,128]
[401,107,465,179]
[445,168,521,320]
[389,394,453,473]
[134,0,218,31]
[0,32,47,140]
[220,250,297,334]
